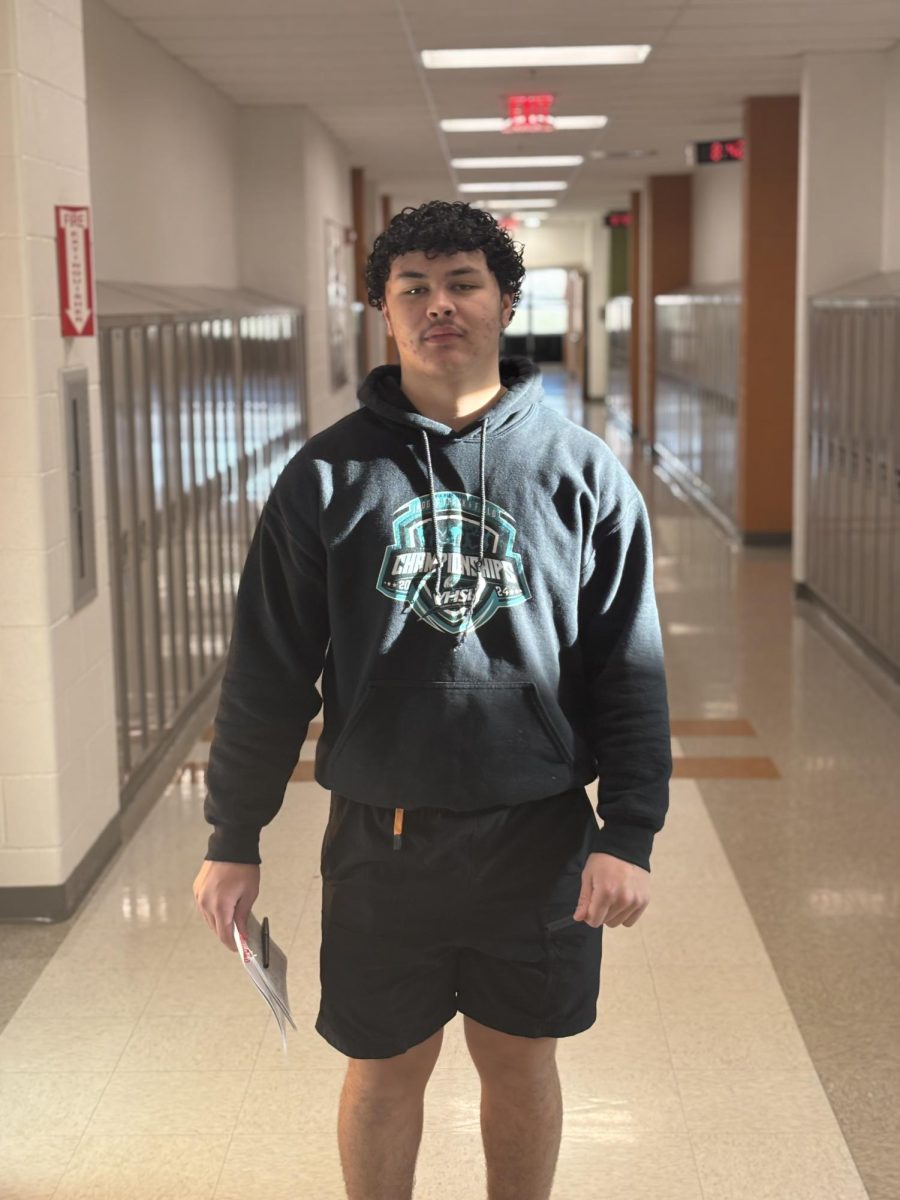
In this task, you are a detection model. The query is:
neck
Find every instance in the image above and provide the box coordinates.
[399,365,506,433]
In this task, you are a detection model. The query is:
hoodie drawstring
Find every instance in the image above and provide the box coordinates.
[394,421,489,850]
[400,422,488,650]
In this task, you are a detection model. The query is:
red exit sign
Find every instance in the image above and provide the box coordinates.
[604,211,633,228]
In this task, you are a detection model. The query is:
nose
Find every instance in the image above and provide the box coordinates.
[427,288,456,318]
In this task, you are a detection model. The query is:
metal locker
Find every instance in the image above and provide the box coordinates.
[827,306,843,610]
[847,307,865,633]
[159,323,188,718]
[133,327,165,745]
[193,320,217,674]
[99,328,132,777]
[823,306,842,611]
[141,324,172,736]
[208,322,227,660]
[173,322,198,695]
[809,304,823,596]
[834,309,851,618]
[891,300,900,668]
[192,319,211,670]
[808,275,900,674]
[873,304,893,653]
[858,307,879,642]
[96,287,307,794]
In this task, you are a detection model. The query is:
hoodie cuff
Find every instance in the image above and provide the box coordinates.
[205,824,262,865]
[588,820,655,874]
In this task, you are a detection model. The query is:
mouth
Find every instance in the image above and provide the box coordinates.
[425,329,463,341]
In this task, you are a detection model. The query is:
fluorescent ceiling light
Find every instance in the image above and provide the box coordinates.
[458,181,567,192]
[478,198,558,209]
[441,116,608,132]
[591,148,655,159]
[452,155,583,168]
[422,46,651,69]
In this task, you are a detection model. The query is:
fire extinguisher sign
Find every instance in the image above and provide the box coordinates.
[55,205,95,337]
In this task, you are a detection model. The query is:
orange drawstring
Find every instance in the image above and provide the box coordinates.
[393,807,404,850]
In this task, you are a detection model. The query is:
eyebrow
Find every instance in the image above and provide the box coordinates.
[393,266,482,281]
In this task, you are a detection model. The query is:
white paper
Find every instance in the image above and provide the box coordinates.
[232,911,297,1052]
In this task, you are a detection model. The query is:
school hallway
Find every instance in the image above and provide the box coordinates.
[4,2,900,1196]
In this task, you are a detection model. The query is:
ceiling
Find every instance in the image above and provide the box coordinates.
[104,0,900,220]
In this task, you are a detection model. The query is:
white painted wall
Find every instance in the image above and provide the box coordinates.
[235,107,358,431]
[236,108,306,307]
[516,219,589,272]
[691,162,742,285]
[83,0,238,287]
[299,108,358,432]
[793,51,889,585]
[0,0,119,890]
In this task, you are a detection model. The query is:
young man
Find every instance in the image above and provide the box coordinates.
[193,200,672,1200]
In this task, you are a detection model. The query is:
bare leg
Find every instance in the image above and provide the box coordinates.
[336,1026,444,1200]
[463,1015,563,1200]
[480,1061,564,1200]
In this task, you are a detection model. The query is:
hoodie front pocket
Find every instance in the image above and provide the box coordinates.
[328,680,576,809]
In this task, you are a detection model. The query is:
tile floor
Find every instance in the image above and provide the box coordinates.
[0,757,872,1199]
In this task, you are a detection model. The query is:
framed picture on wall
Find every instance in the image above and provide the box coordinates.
[325,217,349,390]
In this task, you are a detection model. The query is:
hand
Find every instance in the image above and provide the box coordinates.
[192,860,260,952]
[573,852,650,928]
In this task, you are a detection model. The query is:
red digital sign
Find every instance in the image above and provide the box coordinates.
[604,211,633,228]
[696,138,745,164]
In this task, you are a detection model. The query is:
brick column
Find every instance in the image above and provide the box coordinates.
[739,95,800,538]
[645,174,692,446]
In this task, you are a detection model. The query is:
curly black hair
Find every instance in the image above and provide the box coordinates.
[365,200,526,315]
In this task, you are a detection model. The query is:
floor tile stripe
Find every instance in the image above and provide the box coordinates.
[669,719,757,737]
[672,757,780,780]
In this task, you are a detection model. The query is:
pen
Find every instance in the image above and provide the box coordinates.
[261,916,270,969]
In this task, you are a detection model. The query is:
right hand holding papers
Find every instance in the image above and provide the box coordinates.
[232,911,297,1052]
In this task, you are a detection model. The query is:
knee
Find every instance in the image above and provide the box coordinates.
[464,1016,557,1079]
[346,1025,444,1098]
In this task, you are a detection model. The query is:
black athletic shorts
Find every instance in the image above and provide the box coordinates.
[315,786,604,1060]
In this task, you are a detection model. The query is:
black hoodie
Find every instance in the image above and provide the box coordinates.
[203,356,672,872]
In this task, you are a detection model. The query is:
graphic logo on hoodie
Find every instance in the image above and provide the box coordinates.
[376,491,531,635]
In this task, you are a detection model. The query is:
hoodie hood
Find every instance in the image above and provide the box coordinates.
[357,355,544,649]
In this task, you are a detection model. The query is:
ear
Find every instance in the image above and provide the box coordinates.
[381,301,395,340]
[500,292,514,329]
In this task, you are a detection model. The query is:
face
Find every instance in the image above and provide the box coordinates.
[380,249,514,377]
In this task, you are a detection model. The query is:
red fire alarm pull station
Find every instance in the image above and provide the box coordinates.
[55,205,96,338]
